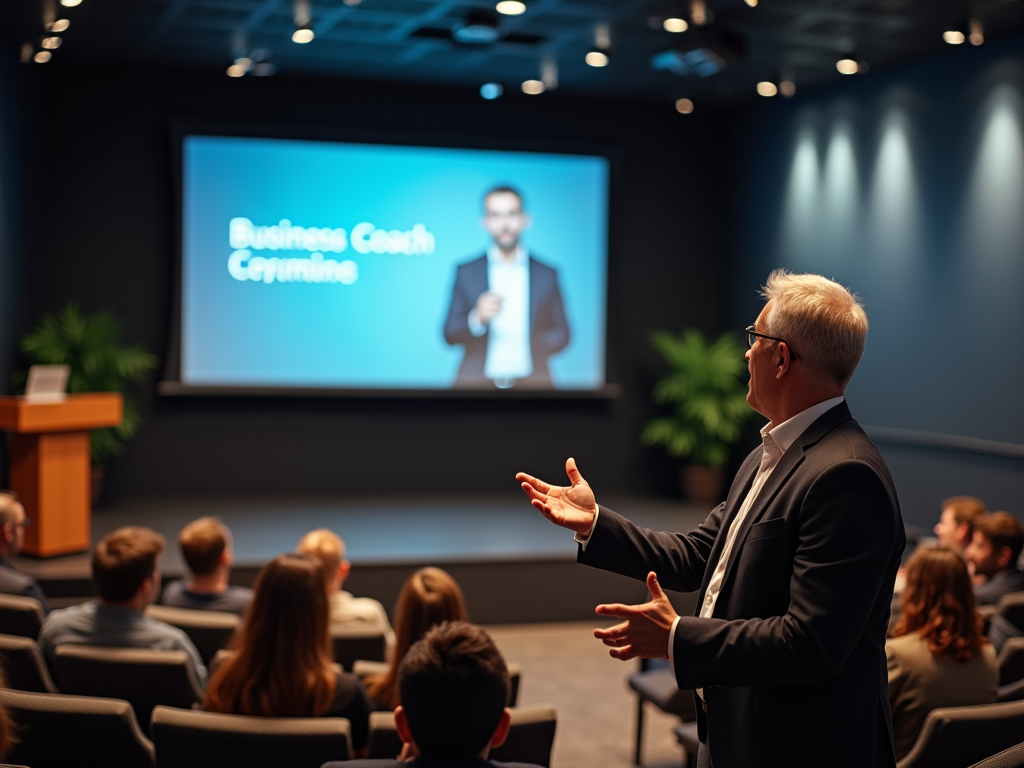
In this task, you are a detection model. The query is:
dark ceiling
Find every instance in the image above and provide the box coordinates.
[1,0,1023,105]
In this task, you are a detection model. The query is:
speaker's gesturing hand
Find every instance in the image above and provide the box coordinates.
[516,458,598,535]
[593,572,679,661]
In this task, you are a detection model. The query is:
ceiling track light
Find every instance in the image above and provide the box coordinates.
[41,36,62,50]
[495,0,525,15]
[228,48,277,77]
[690,0,712,26]
[452,10,501,44]
[587,22,612,67]
[743,0,757,6]
[779,66,795,97]
[34,50,52,63]
[836,53,863,75]
[663,17,687,33]
[943,23,966,45]
[46,18,70,32]
[675,97,694,114]
[969,18,984,46]
[59,0,82,6]
[521,79,544,95]
[292,0,314,43]
[756,81,777,97]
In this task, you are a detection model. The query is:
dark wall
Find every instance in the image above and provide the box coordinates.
[14,64,734,502]
[0,41,19,398]
[732,35,1024,528]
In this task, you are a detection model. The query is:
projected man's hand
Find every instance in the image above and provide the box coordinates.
[474,292,503,325]
[516,458,598,535]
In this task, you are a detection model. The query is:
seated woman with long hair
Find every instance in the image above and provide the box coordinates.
[887,546,998,760]
[203,553,371,750]
[365,566,466,711]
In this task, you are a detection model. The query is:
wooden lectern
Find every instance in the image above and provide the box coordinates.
[0,393,123,557]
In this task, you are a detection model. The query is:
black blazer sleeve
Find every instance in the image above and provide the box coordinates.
[444,262,478,347]
[535,267,569,357]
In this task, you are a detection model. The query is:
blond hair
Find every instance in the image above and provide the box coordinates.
[0,494,21,527]
[297,528,345,581]
[760,269,868,387]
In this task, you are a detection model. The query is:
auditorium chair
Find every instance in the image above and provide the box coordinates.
[330,625,387,671]
[999,676,1024,703]
[996,591,1024,632]
[630,658,697,764]
[149,705,352,768]
[367,705,556,766]
[673,722,700,768]
[998,637,1024,687]
[352,659,523,706]
[0,594,45,639]
[0,633,57,693]
[52,645,203,728]
[0,688,155,768]
[896,700,1024,768]
[144,604,241,665]
[969,741,1024,768]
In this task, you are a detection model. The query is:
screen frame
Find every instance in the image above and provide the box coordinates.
[161,120,621,399]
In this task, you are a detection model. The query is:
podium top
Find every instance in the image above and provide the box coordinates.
[0,393,123,433]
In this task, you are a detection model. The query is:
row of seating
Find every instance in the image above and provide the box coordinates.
[0,685,558,768]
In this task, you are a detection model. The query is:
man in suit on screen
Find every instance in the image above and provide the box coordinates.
[443,186,569,389]
[517,270,905,767]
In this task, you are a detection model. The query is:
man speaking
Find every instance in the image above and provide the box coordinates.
[444,186,569,389]
[517,271,905,767]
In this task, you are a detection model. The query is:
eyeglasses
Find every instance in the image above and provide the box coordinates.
[745,325,799,359]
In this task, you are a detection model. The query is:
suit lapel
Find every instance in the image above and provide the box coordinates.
[471,254,489,297]
[528,256,539,324]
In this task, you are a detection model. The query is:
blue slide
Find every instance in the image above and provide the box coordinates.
[181,135,608,390]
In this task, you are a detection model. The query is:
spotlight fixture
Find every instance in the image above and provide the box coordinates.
[690,0,710,26]
[227,62,248,77]
[521,79,544,95]
[675,98,694,114]
[34,50,52,63]
[496,0,526,15]
[586,22,612,67]
[59,0,82,6]
[836,55,860,75]
[250,48,277,76]
[969,18,984,46]
[541,56,558,90]
[453,11,501,44]
[47,19,70,32]
[343,0,362,5]
[292,0,314,42]
[743,0,757,6]
[20,43,32,63]
[585,49,609,67]
[756,81,777,97]
[780,79,795,97]
[292,25,314,43]
[480,82,503,99]
[41,36,62,50]
[943,25,965,45]
[663,17,688,33]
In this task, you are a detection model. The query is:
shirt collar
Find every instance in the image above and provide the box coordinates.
[762,395,846,454]
[486,243,528,266]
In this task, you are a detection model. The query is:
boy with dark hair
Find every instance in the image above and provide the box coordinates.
[39,526,206,683]
[161,516,252,614]
[966,512,1024,605]
[326,621,541,768]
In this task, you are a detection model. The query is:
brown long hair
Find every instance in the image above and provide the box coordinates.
[892,546,988,662]
[366,567,467,710]
[203,553,337,716]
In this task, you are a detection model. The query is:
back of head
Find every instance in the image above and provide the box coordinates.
[297,528,344,586]
[943,496,988,534]
[179,517,229,576]
[92,527,165,603]
[367,567,467,709]
[0,493,21,527]
[399,621,510,758]
[893,546,986,661]
[975,512,1024,566]
[204,552,335,716]
[760,269,868,388]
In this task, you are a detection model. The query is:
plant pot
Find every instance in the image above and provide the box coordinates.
[680,465,724,504]
[90,465,105,509]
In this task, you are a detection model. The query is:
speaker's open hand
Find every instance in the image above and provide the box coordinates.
[516,457,598,535]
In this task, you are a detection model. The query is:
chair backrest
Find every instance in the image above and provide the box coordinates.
[968,740,1024,768]
[999,676,1024,703]
[998,591,1024,632]
[150,705,351,768]
[52,645,203,728]
[330,626,386,671]
[0,688,155,768]
[897,700,1024,768]
[367,705,556,767]
[998,637,1024,687]
[0,594,45,639]
[0,633,57,693]
[352,659,521,707]
[144,604,240,665]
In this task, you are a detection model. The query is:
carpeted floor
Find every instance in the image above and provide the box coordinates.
[486,621,688,768]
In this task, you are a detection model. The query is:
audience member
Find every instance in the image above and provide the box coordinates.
[161,516,253,615]
[887,547,998,760]
[0,669,14,761]
[297,528,395,651]
[325,621,540,768]
[966,512,1024,605]
[365,567,466,712]
[932,496,988,555]
[203,553,371,751]
[38,526,206,684]
[0,491,48,612]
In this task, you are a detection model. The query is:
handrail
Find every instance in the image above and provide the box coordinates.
[863,425,1024,460]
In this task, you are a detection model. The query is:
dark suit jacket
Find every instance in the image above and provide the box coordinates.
[0,555,49,613]
[324,758,542,768]
[443,254,569,386]
[579,402,905,768]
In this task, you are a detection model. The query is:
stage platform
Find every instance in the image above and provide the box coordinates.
[16,493,707,624]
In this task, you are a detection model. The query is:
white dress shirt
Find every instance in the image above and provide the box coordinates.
[468,245,532,384]
[576,395,846,686]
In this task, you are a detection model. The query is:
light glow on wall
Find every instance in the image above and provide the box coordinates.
[868,109,920,267]
[821,121,860,254]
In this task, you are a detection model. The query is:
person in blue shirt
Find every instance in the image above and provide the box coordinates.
[161,516,252,615]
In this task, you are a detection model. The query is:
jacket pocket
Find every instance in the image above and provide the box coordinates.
[746,516,785,543]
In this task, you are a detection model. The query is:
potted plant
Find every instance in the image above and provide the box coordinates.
[641,328,753,502]
[14,303,158,502]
